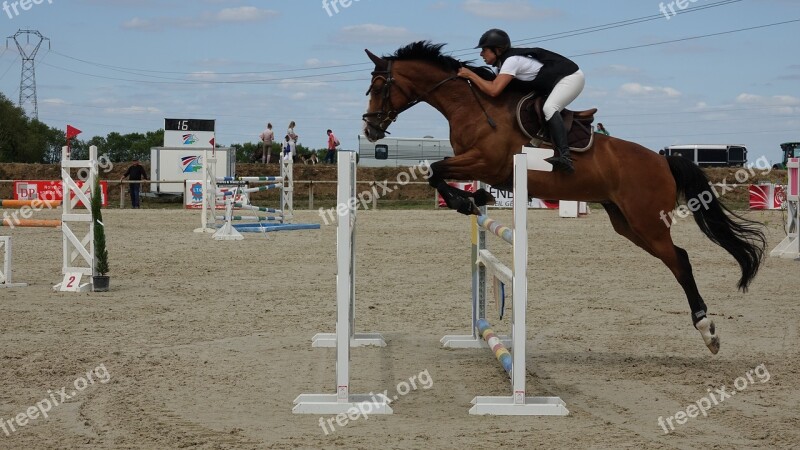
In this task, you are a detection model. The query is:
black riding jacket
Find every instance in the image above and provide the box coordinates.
[496,47,579,93]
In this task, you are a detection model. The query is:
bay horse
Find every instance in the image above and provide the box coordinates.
[361,41,765,354]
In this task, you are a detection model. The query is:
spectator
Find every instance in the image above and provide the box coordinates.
[259,122,274,163]
[287,121,298,143]
[283,135,291,159]
[596,123,610,136]
[120,159,148,209]
[325,129,339,164]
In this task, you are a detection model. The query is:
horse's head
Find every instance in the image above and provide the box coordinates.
[362,43,465,142]
[362,49,403,142]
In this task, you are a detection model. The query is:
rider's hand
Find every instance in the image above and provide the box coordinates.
[457,67,473,81]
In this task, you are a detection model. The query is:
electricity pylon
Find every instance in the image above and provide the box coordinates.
[7,29,50,119]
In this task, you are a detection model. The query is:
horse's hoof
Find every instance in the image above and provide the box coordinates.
[695,317,720,354]
[472,188,496,207]
[456,198,480,216]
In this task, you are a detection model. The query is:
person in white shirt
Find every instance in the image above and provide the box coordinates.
[457,29,584,174]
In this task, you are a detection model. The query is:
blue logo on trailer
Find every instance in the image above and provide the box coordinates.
[181,156,203,173]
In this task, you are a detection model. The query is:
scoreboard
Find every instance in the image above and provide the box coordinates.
[164,118,215,148]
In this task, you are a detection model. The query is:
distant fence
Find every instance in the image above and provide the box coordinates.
[0,179,432,209]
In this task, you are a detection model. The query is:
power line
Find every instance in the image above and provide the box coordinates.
[570,18,800,58]
[43,19,800,85]
[0,53,20,82]
[39,18,798,87]
[502,0,745,49]
[46,0,745,78]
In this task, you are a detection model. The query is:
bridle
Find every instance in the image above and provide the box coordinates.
[362,59,459,136]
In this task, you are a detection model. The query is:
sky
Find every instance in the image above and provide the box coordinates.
[0,0,798,163]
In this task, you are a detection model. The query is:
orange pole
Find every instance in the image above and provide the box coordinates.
[1,219,62,228]
[1,199,63,208]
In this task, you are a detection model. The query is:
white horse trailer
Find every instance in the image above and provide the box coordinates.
[357,135,454,167]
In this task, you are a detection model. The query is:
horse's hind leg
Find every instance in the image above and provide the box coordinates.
[602,202,720,354]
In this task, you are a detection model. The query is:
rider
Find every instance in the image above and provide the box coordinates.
[457,28,585,174]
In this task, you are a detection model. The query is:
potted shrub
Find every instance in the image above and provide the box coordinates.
[91,175,110,292]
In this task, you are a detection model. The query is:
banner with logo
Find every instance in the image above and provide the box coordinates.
[184,181,248,209]
[14,180,109,207]
[749,184,785,210]
[436,182,557,209]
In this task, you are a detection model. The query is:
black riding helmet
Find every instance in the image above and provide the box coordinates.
[476,28,510,50]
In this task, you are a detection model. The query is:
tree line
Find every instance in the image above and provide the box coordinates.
[0,92,318,164]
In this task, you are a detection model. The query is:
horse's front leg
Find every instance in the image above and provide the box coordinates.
[428,155,498,215]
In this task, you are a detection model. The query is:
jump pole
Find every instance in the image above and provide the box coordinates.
[1,219,61,228]
[770,157,799,259]
[442,149,569,416]
[293,150,392,415]
[1,200,62,209]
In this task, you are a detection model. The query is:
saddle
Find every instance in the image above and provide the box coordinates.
[516,93,598,152]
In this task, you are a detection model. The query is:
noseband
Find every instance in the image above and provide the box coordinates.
[362,60,459,135]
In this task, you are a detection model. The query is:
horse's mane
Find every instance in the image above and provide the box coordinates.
[386,41,495,80]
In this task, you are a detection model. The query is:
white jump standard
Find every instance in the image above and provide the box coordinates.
[770,157,799,259]
[0,236,27,288]
[293,150,392,415]
[54,145,98,292]
[442,149,569,416]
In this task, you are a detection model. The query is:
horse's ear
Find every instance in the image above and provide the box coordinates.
[365,49,388,71]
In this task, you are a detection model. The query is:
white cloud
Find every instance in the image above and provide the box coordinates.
[461,0,561,20]
[122,17,155,31]
[214,7,277,22]
[122,7,278,31]
[619,82,681,98]
[105,106,163,114]
[187,71,219,81]
[735,93,800,114]
[594,64,642,77]
[333,24,419,45]
[40,98,67,106]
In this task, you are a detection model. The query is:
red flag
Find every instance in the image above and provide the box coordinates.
[66,125,82,140]
[209,137,215,147]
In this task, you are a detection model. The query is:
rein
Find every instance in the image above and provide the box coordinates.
[363,60,495,134]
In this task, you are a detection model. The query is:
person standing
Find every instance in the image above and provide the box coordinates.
[325,129,339,164]
[259,122,274,163]
[283,135,297,161]
[120,159,148,209]
[596,123,610,136]
[287,121,298,143]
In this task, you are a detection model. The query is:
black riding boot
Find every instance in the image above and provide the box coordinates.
[545,113,575,174]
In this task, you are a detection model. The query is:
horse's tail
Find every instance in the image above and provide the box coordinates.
[666,156,766,291]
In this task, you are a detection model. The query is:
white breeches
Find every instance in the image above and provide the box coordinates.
[543,70,585,121]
